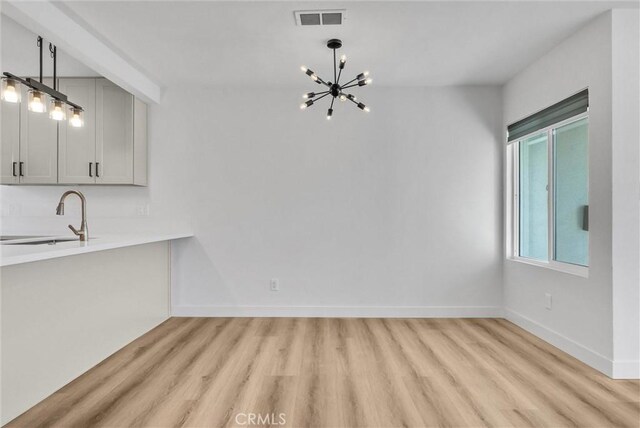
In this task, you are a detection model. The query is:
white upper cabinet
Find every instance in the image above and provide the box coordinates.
[58,78,97,184]
[95,79,134,184]
[1,77,148,186]
[19,81,58,184]
[1,98,20,184]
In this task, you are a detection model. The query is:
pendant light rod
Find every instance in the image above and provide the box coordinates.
[49,43,57,90]
[37,36,43,83]
[333,48,337,83]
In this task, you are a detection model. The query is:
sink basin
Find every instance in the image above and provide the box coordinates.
[0,235,43,241]
[2,237,81,245]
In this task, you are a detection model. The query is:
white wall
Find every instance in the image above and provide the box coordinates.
[611,9,640,379]
[169,86,504,317]
[503,10,640,378]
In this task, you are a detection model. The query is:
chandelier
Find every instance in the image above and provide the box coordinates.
[1,36,84,127]
[299,39,371,120]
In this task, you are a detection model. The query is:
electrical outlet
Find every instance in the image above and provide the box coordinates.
[545,293,552,310]
[270,278,280,291]
[136,204,150,216]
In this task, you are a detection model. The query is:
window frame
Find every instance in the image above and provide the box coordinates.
[509,112,589,278]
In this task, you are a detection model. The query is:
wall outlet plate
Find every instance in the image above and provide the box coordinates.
[270,278,280,291]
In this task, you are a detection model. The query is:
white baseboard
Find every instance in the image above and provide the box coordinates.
[505,308,616,378]
[172,305,504,318]
[612,360,640,379]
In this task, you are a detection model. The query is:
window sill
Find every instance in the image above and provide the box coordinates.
[507,257,589,278]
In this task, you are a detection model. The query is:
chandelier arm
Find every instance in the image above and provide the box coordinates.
[340,83,361,90]
[312,92,332,104]
[341,77,358,87]
[312,90,331,97]
[337,66,343,85]
[316,76,332,87]
[345,95,359,106]
[330,96,335,110]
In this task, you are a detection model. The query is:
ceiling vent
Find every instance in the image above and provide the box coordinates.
[294,10,346,26]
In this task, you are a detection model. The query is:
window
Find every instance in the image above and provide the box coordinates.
[508,91,589,275]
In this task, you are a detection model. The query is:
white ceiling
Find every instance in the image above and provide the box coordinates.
[5,1,639,88]
[1,14,98,78]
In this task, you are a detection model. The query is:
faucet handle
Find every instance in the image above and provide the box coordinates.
[68,224,81,236]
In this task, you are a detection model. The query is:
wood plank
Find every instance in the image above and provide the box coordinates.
[6,318,639,428]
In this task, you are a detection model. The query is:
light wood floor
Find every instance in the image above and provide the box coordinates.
[6,318,640,428]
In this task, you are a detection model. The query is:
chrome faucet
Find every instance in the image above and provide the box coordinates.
[56,190,89,241]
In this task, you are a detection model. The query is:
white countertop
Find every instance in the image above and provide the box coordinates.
[0,233,193,267]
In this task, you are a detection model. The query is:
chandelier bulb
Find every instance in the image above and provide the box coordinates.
[300,66,308,72]
[339,94,347,102]
[327,108,333,120]
[69,108,84,127]
[356,71,370,81]
[1,78,21,103]
[49,99,66,121]
[358,102,369,112]
[28,90,47,113]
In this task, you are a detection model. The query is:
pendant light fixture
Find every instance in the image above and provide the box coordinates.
[0,77,21,103]
[299,39,371,120]
[2,36,84,127]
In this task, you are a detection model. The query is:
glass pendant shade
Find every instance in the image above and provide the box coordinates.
[28,90,47,113]
[49,99,67,121]
[69,108,84,128]
[1,78,21,103]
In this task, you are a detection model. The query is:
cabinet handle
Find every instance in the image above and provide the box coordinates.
[12,162,17,177]
[96,162,100,178]
[89,162,93,177]
[19,162,24,177]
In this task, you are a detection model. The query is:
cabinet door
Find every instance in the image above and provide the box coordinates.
[58,78,96,184]
[95,79,133,184]
[19,81,58,184]
[1,100,20,184]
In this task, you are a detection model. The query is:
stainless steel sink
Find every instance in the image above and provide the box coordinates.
[0,235,43,241]
[2,237,81,245]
